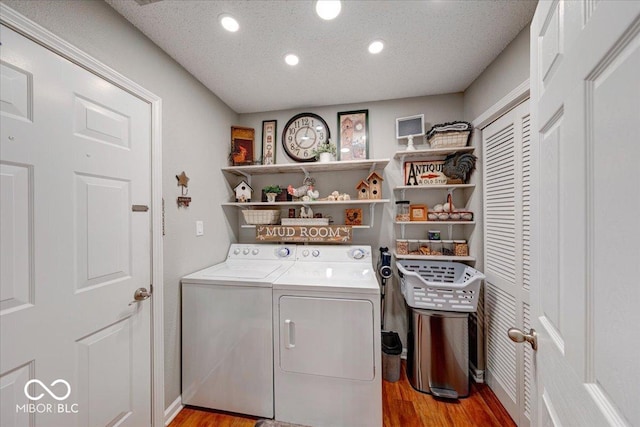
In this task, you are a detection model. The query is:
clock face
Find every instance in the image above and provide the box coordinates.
[282,113,331,162]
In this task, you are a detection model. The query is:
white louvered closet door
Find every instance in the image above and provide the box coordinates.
[482,99,531,427]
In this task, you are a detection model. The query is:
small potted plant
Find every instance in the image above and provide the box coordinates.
[312,140,337,163]
[263,185,282,203]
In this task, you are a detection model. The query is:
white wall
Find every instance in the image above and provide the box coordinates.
[1,0,238,409]
[464,25,530,122]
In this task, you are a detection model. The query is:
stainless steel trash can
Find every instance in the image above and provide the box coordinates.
[407,308,469,399]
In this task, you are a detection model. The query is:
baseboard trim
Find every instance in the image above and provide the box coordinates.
[165,396,183,426]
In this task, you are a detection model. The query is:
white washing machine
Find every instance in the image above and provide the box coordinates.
[181,243,296,418]
[272,245,382,427]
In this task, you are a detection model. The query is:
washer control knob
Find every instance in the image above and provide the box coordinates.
[312,249,320,257]
[243,248,250,255]
[351,248,365,260]
[252,249,259,255]
[233,248,241,255]
[302,250,309,257]
[277,247,290,258]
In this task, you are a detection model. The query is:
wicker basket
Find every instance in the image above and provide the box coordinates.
[426,121,472,149]
[428,131,470,148]
[242,209,280,225]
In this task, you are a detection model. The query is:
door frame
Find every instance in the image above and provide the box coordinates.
[0,6,165,427]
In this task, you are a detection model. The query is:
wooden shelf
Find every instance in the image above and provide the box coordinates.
[394,184,475,191]
[394,147,474,160]
[393,252,476,262]
[223,199,390,207]
[222,158,390,176]
[394,221,475,225]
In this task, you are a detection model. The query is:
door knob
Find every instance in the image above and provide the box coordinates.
[508,327,538,351]
[129,287,151,305]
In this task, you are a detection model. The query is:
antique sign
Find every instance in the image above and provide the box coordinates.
[403,160,447,186]
[256,225,352,243]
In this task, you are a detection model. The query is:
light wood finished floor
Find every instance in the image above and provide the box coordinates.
[170,363,514,427]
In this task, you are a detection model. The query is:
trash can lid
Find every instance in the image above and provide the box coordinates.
[381,331,402,355]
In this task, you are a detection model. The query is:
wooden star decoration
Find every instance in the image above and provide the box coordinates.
[176,171,189,187]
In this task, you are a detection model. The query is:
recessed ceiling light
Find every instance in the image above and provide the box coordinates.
[285,54,299,66]
[219,14,239,32]
[368,40,384,54]
[315,0,341,20]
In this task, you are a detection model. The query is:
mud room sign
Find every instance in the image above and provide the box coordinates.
[403,160,447,185]
[256,225,353,243]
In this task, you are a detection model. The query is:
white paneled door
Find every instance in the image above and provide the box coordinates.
[0,24,152,427]
[483,99,531,427]
[530,1,640,426]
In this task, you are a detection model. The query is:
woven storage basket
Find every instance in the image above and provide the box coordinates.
[396,260,484,312]
[242,209,280,225]
[426,121,472,149]
[428,131,470,149]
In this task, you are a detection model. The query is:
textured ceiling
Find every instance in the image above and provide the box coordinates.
[106,0,537,114]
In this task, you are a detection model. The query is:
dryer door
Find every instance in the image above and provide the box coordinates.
[278,296,375,381]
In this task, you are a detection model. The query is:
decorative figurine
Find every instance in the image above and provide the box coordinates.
[356,180,370,199]
[234,180,253,202]
[366,171,383,199]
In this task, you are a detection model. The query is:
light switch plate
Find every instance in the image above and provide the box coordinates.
[196,220,204,236]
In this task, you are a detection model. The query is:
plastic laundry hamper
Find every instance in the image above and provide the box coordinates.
[396,260,484,399]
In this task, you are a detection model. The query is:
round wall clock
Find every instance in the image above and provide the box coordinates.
[281,112,331,162]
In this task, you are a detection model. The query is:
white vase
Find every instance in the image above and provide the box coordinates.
[319,152,333,163]
[266,193,277,203]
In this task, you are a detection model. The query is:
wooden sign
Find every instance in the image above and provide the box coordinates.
[403,160,448,186]
[256,225,352,243]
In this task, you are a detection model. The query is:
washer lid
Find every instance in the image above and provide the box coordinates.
[273,263,380,294]
[182,260,293,286]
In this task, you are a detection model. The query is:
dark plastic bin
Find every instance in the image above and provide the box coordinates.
[382,331,402,382]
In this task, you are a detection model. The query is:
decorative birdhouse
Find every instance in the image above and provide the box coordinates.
[234,180,253,202]
[355,180,370,200]
[366,171,383,200]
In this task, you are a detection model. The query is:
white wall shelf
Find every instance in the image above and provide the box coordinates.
[393,252,476,262]
[222,158,390,179]
[241,224,372,229]
[394,221,475,225]
[394,146,474,160]
[223,199,390,208]
[394,184,475,191]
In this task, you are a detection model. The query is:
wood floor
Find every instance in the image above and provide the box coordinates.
[170,363,514,427]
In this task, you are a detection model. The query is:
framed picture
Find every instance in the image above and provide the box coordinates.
[230,126,255,165]
[409,204,428,221]
[261,120,277,165]
[337,109,369,161]
[345,208,363,225]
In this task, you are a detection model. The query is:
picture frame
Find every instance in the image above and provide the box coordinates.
[409,204,428,221]
[230,126,255,166]
[345,208,363,225]
[261,120,277,165]
[337,109,369,161]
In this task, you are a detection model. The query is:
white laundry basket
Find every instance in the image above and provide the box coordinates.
[396,260,484,312]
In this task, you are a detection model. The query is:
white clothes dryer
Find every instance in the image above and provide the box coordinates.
[181,244,296,418]
[272,245,382,427]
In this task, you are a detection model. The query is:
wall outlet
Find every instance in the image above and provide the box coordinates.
[196,220,204,236]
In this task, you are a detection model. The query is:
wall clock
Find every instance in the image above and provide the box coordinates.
[282,112,331,162]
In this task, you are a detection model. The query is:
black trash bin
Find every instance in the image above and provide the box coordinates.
[381,331,402,382]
